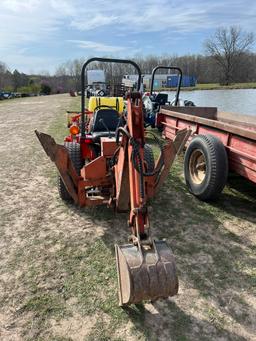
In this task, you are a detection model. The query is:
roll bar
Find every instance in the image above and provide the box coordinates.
[81,57,142,137]
[150,66,183,106]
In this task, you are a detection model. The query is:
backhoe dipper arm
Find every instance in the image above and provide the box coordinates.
[115,92,183,306]
[126,93,148,239]
[115,92,191,240]
[114,92,149,241]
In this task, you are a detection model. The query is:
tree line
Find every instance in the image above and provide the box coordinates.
[0,26,255,94]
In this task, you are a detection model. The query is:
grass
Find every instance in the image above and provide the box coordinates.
[6,96,255,340]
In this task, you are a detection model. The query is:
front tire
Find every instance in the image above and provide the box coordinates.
[184,134,228,201]
[58,142,82,202]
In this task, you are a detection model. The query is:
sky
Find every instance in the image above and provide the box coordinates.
[0,0,256,74]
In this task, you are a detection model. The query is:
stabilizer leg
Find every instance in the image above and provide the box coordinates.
[35,130,80,203]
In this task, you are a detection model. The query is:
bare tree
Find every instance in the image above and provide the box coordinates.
[52,48,256,90]
[205,26,255,85]
[0,62,8,89]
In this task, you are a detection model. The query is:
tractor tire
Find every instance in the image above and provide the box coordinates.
[144,144,155,173]
[184,134,228,201]
[58,142,82,202]
[184,100,195,107]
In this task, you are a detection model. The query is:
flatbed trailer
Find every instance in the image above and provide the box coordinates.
[157,106,256,199]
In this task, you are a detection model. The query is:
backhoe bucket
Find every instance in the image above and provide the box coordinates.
[115,240,178,306]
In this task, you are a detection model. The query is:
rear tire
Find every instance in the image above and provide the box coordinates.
[58,142,82,202]
[184,134,228,201]
[184,100,195,107]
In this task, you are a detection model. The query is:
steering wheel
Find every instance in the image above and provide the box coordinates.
[93,105,117,112]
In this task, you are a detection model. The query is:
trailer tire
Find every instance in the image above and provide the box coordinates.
[184,134,228,201]
[58,142,82,202]
[144,144,155,172]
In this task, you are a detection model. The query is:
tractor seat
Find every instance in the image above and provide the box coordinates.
[90,108,120,142]
[154,93,168,105]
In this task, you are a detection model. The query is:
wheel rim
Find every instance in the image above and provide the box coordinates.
[189,149,206,184]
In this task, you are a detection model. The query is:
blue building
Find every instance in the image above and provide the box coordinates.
[167,74,197,87]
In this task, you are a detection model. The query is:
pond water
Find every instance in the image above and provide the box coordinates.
[165,89,256,117]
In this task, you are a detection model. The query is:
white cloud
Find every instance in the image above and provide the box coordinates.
[0,2,60,47]
[4,53,61,74]
[68,40,126,52]
[0,0,255,72]
[2,0,40,12]
[60,0,256,34]
[1,0,256,46]
[71,14,119,31]
[50,0,77,16]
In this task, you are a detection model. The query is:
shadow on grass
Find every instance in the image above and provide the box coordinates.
[228,173,256,200]
[210,174,256,225]
[61,155,255,340]
[123,300,248,341]
[36,121,255,340]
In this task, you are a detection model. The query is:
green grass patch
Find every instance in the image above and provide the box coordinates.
[152,82,256,91]
[20,97,256,340]
[22,293,67,318]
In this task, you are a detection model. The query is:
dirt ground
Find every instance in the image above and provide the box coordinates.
[0,95,255,341]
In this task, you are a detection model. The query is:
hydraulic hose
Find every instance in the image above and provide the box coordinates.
[116,127,165,199]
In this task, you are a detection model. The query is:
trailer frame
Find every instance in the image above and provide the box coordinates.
[157,106,256,184]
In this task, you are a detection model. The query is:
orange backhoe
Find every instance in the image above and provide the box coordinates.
[35,57,190,306]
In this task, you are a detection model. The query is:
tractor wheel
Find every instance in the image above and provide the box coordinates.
[184,134,228,201]
[184,100,195,107]
[144,144,155,173]
[58,142,82,202]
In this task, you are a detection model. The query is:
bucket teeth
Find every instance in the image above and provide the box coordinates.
[115,240,178,306]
